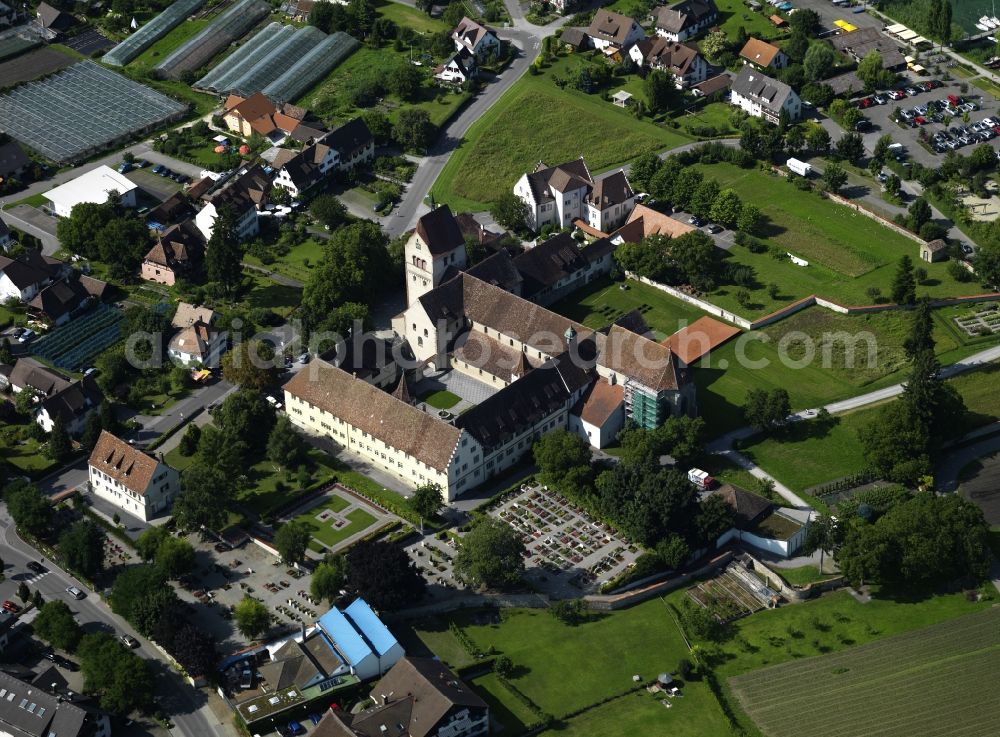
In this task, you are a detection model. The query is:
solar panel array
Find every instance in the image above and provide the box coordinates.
[0,61,186,164]
[155,0,269,79]
[102,0,206,66]
[195,23,358,102]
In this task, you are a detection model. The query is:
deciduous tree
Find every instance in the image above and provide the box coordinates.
[346,540,425,611]
[455,518,526,590]
[34,600,83,652]
[234,596,271,639]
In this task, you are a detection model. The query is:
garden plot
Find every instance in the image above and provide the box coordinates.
[688,563,776,620]
[954,305,1000,336]
[491,484,640,594]
[286,484,394,553]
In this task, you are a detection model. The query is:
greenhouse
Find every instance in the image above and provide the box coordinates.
[102,0,206,66]
[154,0,269,80]
[195,23,358,100]
[195,22,294,92]
[262,32,359,102]
[0,61,186,163]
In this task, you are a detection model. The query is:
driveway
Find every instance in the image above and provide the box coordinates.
[2,204,60,254]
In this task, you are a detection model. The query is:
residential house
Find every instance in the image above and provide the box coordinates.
[828,27,906,71]
[27,274,107,326]
[36,374,102,434]
[586,9,645,53]
[611,202,696,244]
[654,0,717,42]
[44,165,138,217]
[36,1,73,32]
[0,1,17,27]
[172,302,216,330]
[0,670,109,737]
[0,140,30,185]
[434,48,477,85]
[323,117,375,170]
[403,205,467,306]
[222,92,310,140]
[3,357,70,396]
[451,16,501,61]
[739,37,788,70]
[87,430,180,522]
[146,191,195,229]
[273,141,338,197]
[730,65,801,124]
[168,320,226,367]
[0,254,51,302]
[316,657,489,737]
[195,164,270,241]
[628,38,708,88]
[141,220,205,285]
[714,484,809,557]
[559,27,588,50]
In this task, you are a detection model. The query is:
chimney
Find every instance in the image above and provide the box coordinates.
[380,693,388,705]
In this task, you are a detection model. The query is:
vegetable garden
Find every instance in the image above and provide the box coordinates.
[32,303,124,370]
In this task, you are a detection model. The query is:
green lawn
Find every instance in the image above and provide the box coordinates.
[714,0,786,40]
[674,101,740,137]
[455,600,689,717]
[242,271,303,317]
[244,238,325,283]
[550,275,708,339]
[692,163,983,316]
[970,76,1000,101]
[775,565,838,587]
[301,506,379,549]
[129,19,210,69]
[431,54,691,211]
[470,673,541,734]
[418,390,460,410]
[0,431,58,478]
[407,619,477,669]
[739,360,1000,493]
[540,687,731,737]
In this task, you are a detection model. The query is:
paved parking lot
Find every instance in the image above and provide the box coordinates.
[852,73,1000,168]
[174,534,318,652]
[490,484,641,597]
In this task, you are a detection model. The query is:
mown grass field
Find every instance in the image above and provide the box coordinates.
[552,277,1000,433]
[431,54,690,211]
[129,19,210,69]
[405,600,730,735]
[729,606,1000,737]
[690,163,984,316]
[244,238,325,283]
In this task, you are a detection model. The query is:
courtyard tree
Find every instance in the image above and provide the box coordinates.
[109,565,178,637]
[455,518,526,590]
[835,132,864,164]
[58,520,104,579]
[234,596,271,640]
[802,42,835,82]
[205,206,244,297]
[215,388,276,456]
[709,188,743,229]
[820,162,847,193]
[221,340,279,391]
[806,125,831,154]
[174,463,234,532]
[155,536,197,579]
[533,429,592,496]
[490,191,531,233]
[33,600,83,652]
[274,520,313,565]
[310,194,349,229]
[46,415,72,463]
[346,540,425,611]
[890,255,917,305]
[743,388,791,432]
[409,483,443,524]
[5,480,51,537]
[136,526,169,561]
[266,415,307,470]
[310,556,348,604]
[802,514,842,573]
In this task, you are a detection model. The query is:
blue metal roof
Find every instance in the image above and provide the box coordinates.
[344,599,399,657]
[317,607,372,666]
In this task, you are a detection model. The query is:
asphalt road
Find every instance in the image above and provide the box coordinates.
[0,508,225,737]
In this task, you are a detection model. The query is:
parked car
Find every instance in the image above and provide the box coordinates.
[905,86,920,96]
[855,119,871,131]
[962,243,975,255]
[17,329,35,344]
[66,586,85,600]
[888,89,905,100]
[120,634,139,648]
[2,601,20,613]
[136,159,149,168]
[687,215,702,226]
[117,161,131,174]
[704,224,722,234]
[873,94,887,105]
[287,722,305,736]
